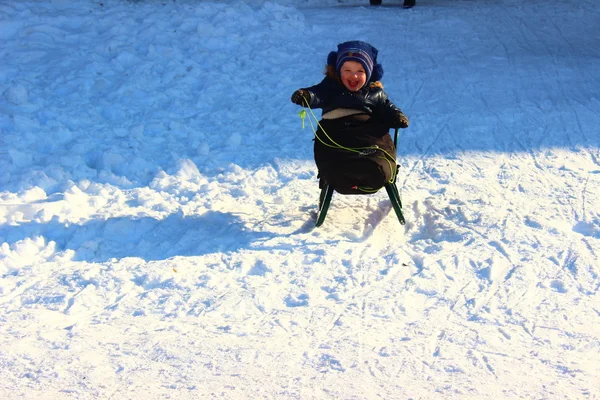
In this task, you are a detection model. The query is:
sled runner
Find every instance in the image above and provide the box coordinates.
[315,128,406,227]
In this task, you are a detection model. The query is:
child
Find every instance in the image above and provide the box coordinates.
[291,40,409,194]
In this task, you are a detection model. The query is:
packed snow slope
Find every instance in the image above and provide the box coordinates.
[1,0,599,398]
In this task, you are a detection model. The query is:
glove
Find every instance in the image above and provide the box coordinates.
[394,112,409,128]
[291,90,309,106]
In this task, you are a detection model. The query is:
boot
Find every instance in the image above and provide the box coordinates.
[403,0,415,8]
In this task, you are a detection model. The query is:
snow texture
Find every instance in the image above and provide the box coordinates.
[1,0,599,398]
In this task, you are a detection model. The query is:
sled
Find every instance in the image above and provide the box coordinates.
[315,128,406,227]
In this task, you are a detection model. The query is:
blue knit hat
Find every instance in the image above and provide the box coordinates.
[327,40,384,83]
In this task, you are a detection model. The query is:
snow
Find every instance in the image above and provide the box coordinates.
[1,0,599,398]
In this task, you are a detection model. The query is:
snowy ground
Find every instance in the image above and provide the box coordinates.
[1,0,599,398]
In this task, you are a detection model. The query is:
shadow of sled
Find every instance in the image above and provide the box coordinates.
[0,210,274,263]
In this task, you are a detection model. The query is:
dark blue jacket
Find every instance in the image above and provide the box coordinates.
[301,76,406,128]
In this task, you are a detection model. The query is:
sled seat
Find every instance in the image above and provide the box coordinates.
[315,128,405,227]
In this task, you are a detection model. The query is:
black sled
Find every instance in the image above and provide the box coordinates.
[315,128,406,227]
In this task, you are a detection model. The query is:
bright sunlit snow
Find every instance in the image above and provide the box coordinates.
[1,0,599,398]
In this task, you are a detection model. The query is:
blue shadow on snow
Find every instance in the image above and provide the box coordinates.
[0,211,273,263]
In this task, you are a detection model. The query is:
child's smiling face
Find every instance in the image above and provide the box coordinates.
[340,60,367,92]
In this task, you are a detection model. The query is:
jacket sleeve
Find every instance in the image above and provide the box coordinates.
[371,89,408,128]
[300,77,337,109]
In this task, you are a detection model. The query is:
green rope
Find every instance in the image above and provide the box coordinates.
[300,102,397,191]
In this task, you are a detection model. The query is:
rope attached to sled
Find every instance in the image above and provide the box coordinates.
[299,101,396,192]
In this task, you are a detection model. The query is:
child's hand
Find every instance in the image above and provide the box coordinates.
[291,90,309,106]
[394,112,409,128]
